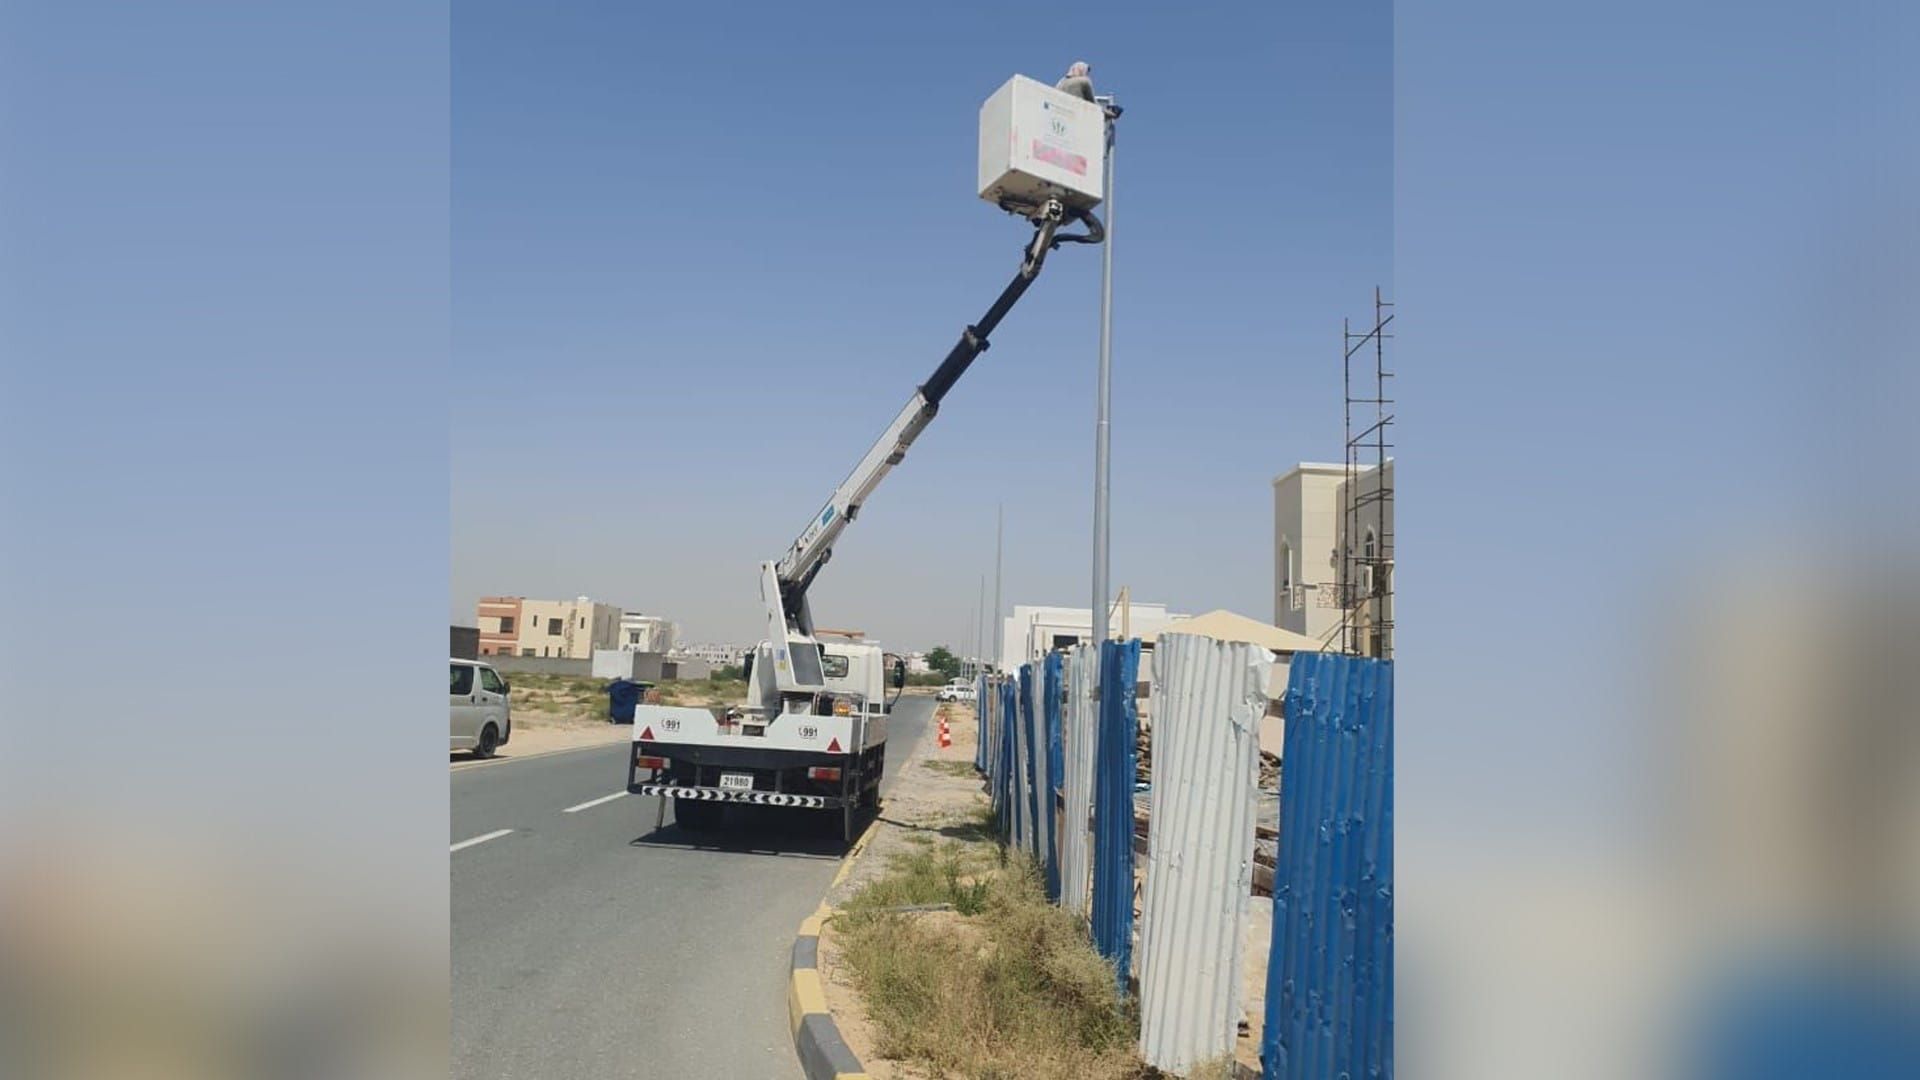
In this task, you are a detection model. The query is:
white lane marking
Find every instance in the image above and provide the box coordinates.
[449,828,513,853]
[563,791,629,814]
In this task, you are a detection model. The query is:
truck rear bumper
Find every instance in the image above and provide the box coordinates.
[628,782,842,809]
[636,740,851,771]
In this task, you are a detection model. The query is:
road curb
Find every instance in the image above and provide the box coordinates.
[789,902,869,1080]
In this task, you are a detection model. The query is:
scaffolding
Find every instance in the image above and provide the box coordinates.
[1339,288,1394,659]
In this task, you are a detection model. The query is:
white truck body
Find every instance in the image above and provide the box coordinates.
[626,641,893,816]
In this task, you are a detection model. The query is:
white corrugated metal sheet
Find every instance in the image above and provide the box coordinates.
[1136,632,1271,1075]
[1025,663,1053,868]
[1060,645,1098,916]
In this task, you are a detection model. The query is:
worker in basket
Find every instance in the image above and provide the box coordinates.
[1050,61,1116,247]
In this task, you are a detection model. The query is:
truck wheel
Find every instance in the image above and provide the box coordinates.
[474,724,499,759]
[674,798,723,832]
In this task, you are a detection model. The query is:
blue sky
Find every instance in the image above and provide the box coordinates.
[451,0,1392,652]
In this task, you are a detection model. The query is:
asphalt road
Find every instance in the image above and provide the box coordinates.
[451,696,934,1080]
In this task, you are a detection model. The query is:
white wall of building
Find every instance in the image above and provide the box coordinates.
[619,613,676,654]
[997,602,1182,674]
[673,643,748,667]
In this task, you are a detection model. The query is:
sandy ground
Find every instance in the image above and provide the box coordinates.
[816,701,986,1080]
[449,717,630,765]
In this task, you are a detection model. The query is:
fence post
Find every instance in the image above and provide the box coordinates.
[1091,638,1141,997]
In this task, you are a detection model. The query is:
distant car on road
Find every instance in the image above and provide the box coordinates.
[451,658,512,758]
[936,681,976,703]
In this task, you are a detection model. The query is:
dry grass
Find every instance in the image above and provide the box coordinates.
[836,847,1148,1080]
[498,673,750,717]
[498,673,606,724]
[655,678,745,706]
[920,759,978,779]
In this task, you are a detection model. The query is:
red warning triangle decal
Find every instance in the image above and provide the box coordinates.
[639,726,654,740]
[827,737,842,753]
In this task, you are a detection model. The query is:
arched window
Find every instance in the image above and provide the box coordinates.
[1278,538,1293,591]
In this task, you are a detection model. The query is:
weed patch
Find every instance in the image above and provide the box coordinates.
[838,851,1146,1080]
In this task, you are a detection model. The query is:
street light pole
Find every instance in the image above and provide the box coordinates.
[993,504,1004,674]
[1092,95,1119,646]
[976,574,986,679]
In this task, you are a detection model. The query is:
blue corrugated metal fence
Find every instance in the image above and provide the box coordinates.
[1091,637,1141,996]
[1043,651,1065,901]
[975,673,988,772]
[1006,672,1021,841]
[1262,651,1393,1080]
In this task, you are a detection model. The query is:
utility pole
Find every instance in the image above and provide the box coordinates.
[1091,94,1120,646]
[976,574,987,678]
[993,504,1004,674]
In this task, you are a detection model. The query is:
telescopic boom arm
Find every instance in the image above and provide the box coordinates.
[770,200,1082,631]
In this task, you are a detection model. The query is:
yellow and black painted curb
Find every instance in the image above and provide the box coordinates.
[788,903,867,1080]
[789,813,881,1080]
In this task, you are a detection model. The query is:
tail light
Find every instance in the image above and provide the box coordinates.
[807,767,842,782]
[635,755,668,770]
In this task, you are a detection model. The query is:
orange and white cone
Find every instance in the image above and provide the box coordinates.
[937,714,953,749]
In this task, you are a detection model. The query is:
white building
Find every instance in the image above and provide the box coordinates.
[1272,459,1394,657]
[619,613,676,654]
[672,643,748,668]
[905,652,934,676]
[998,602,1185,675]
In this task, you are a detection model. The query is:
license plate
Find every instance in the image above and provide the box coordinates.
[718,772,754,791]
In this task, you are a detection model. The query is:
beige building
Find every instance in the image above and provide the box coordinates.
[476,595,623,658]
[1272,460,1394,658]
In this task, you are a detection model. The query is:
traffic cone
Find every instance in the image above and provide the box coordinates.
[937,714,952,749]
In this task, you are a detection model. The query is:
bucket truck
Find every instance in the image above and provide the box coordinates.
[625,74,1109,841]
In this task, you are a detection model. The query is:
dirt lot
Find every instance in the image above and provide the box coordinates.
[449,673,748,765]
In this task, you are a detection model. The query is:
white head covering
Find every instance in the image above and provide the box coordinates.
[1067,61,1090,78]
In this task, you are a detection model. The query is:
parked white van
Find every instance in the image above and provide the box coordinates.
[451,658,512,758]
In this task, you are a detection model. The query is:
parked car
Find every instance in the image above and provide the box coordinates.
[451,658,512,758]
[936,681,976,703]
